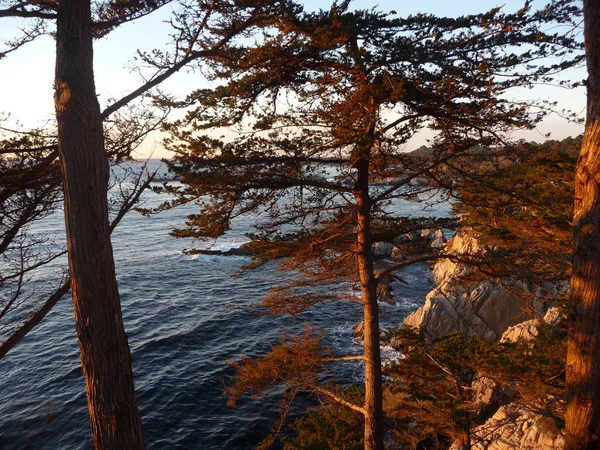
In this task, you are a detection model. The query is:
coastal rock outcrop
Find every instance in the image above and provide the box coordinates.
[352,321,391,342]
[403,231,544,342]
[464,403,565,450]
[401,229,568,450]
[500,307,565,343]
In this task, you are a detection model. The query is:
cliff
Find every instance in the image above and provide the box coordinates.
[403,231,553,342]
[401,230,567,450]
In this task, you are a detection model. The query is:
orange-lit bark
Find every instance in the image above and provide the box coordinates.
[566,1,600,448]
[54,0,144,448]
[355,158,384,450]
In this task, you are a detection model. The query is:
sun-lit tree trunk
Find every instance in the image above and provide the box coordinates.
[355,157,384,450]
[54,0,144,448]
[565,1,600,449]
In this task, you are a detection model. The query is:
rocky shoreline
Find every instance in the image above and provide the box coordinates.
[375,230,567,450]
[190,228,566,448]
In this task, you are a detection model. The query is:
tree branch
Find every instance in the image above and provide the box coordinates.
[0,4,55,18]
[320,355,365,363]
[0,167,154,358]
[313,386,367,415]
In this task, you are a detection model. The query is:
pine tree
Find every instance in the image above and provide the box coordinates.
[163,2,582,448]
[565,1,600,448]
[1,0,283,446]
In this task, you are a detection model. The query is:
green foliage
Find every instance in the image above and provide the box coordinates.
[161,0,584,311]
[157,1,583,446]
[381,323,568,448]
[225,328,328,407]
[451,136,580,286]
[282,388,364,450]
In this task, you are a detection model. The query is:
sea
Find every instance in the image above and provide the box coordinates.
[0,159,451,449]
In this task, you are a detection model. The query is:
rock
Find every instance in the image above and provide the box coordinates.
[543,307,565,326]
[393,231,420,244]
[431,234,446,248]
[431,229,447,248]
[390,246,406,261]
[422,228,447,248]
[500,320,540,343]
[471,376,512,420]
[472,376,499,407]
[421,228,437,239]
[431,231,483,284]
[464,403,565,450]
[376,271,395,304]
[404,279,533,342]
[352,321,392,342]
[185,243,254,256]
[403,231,545,342]
[499,306,565,343]
[388,335,403,351]
[352,321,364,339]
[380,328,392,342]
[372,241,394,258]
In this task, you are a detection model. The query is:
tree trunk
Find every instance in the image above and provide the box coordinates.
[54,0,145,448]
[454,426,471,450]
[565,1,600,449]
[355,158,384,450]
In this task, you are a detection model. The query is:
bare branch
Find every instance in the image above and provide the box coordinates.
[313,386,367,415]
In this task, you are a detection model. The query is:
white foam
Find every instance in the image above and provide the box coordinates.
[381,345,405,367]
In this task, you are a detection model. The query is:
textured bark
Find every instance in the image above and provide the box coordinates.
[565,1,600,449]
[54,0,144,448]
[355,158,384,450]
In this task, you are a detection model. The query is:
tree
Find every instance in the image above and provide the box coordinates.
[163,2,582,448]
[0,105,163,359]
[449,137,580,291]
[1,0,283,447]
[284,136,580,449]
[565,1,600,448]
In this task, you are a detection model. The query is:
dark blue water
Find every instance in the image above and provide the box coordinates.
[0,160,448,449]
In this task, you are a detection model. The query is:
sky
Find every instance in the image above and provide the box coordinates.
[0,0,587,159]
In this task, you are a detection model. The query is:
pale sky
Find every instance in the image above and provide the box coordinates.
[0,0,587,159]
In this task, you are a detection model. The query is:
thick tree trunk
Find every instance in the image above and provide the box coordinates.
[565,1,600,449]
[355,158,384,450]
[54,0,145,448]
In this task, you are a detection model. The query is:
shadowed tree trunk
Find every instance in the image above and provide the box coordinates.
[54,0,144,448]
[565,1,600,449]
[355,157,384,450]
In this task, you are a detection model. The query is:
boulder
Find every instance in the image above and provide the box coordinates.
[352,321,392,342]
[543,307,565,326]
[420,228,437,239]
[404,279,533,342]
[393,231,420,244]
[352,321,364,339]
[471,376,512,421]
[390,246,406,261]
[463,403,565,450]
[500,320,540,343]
[430,229,447,248]
[375,271,395,305]
[185,243,254,256]
[431,231,483,284]
[404,231,544,342]
[371,241,394,258]
[499,307,565,343]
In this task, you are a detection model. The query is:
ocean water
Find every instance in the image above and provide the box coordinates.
[0,160,450,449]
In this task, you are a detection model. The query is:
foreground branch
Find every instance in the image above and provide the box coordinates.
[314,386,367,415]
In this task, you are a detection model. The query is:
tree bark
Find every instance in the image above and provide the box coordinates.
[355,158,384,450]
[54,0,145,448]
[565,1,600,449]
